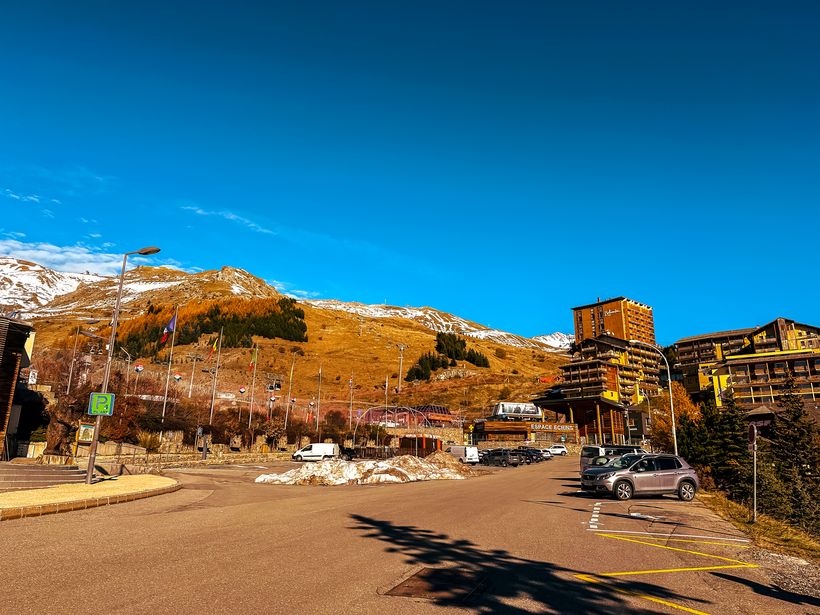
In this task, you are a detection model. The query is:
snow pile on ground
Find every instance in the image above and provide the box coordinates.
[255,454,474,486]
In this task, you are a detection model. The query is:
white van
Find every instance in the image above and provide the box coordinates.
[445,445,479,465]
[292,443,340,461]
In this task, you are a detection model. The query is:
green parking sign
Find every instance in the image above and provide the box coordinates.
[88,392,115,416]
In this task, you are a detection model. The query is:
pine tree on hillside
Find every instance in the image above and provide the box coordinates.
[465,348,490,368]
[435,332,467,361]
[711,392,752,502]
[771,375,820,533]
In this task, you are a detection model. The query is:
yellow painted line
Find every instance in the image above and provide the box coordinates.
[571,530,759,614]
[626,536,750,548]
[596,532,755,566]
[575,574,711,615]
[596,564,755,577]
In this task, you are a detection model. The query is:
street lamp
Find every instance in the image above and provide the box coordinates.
[85,246,160,483]
[629,339,677,456]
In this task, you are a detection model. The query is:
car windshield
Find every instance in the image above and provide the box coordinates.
[610,454,643,469]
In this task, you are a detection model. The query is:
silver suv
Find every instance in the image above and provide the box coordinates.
[580,454,699,501]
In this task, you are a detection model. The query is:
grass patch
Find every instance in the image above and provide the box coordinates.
[699,490,820,564]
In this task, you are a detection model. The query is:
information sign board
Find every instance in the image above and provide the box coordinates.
[88,392,115,416]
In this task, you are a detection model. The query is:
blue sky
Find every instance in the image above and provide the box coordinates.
[1,1,818,344]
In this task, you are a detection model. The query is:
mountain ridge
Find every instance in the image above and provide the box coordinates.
[0,256,570,351]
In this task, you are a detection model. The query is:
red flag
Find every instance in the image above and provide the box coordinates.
[160,313,177,344]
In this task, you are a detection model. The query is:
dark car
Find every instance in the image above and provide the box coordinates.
[340,447,355,461]
[515,448,543,464]
[484,449,523,467]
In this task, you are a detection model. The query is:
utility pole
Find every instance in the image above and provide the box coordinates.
[248,345,258,430]
[397,343,406,393]
[66,326,80,394]
[187,354,202,398]
[209,327,223,425]
[348,372,354,432]
[285,355,295,430]
[316,364,322,435]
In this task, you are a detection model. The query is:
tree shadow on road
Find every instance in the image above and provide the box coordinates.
[710,572,820,608]
[350,514,708,614]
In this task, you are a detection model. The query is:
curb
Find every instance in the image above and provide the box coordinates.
[0,480,182,522]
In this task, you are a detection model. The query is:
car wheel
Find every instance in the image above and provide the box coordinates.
[501,460,508,467]
[614,481,633,501]
[678,481,696,501]
[322,455,330,460]
[295,455,303,461]
[562,451,567,456]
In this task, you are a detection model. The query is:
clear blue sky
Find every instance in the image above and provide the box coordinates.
[1,1,818,344]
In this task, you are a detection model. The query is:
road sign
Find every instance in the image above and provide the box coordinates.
[88,392,115,416]
[174,372,182,382]
[239,386,247,394]
[77,421,96,443]
[748,424,757,451]
[134,364,144,373]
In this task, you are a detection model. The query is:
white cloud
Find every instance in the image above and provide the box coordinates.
[88,233,102,238]
[41,209,55,218]
[267,278,321,299]
[3,231,26,239]
[180,205,275,236]
[4,189,41,203]
[0,239,174,276]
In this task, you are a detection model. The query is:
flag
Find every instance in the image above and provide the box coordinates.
[249,346,258,372]
[159,313,177,344]
[207,336,218,361]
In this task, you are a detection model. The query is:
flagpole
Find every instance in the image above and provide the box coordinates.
[248,344,258,430]
[159,305,179,443]
[284,355,295,431]
[188,355,198,398]
[316,363,322,434]
[209,327,223,425]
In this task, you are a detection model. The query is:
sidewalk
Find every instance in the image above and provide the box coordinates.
[0,474,180,521]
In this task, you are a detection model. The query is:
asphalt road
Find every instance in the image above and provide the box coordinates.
[2,456,818,614]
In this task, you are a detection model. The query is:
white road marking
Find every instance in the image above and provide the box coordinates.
[588,501,604,529]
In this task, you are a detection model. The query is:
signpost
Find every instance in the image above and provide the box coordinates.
[749,424,757,523]
[87,392,115,416]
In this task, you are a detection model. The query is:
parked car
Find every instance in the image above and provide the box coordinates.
[445,445,480,465]
[548,444,568,456]
[484,449,523,467]
[534,448,553,460]
[292,443,340,461]
[340,447,355,461]
[580,444,648,472]
[580,454,699,501]
[515,448,543,464]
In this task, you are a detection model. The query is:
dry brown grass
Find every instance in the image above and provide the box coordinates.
[698,491,820,565]
[31,297,567,418]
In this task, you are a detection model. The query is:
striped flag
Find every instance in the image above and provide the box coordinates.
[249,346,258,372]
[159,313,177,344]
[207,336,218,361]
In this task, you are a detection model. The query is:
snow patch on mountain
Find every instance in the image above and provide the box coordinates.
[306,299,569,351]
[0,257,104,313]
[532,332,574,350]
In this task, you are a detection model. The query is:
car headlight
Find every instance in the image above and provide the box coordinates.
[599,472,615,480]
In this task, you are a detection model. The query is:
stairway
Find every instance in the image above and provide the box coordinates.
[0,462,87,492]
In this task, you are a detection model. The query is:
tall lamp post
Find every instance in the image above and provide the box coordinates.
[629,339,677,456]
[85,246,160,484]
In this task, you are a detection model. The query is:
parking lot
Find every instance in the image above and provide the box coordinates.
[1,455,817,614]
